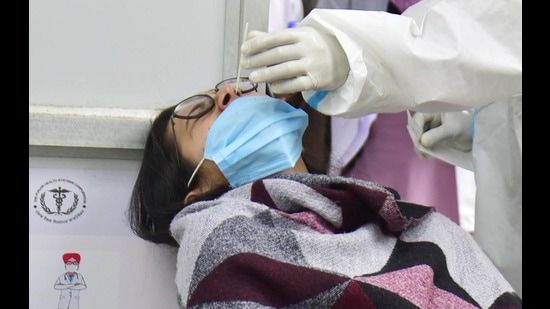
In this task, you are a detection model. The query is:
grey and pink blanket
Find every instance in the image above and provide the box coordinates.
[170,173,521,308]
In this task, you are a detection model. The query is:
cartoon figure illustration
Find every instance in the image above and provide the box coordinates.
[53,252,87,309]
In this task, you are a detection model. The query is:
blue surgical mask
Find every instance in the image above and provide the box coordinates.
[188,95,308,188]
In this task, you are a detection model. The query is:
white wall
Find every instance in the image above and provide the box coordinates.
[29,157,180,309]
[29,0,225,109]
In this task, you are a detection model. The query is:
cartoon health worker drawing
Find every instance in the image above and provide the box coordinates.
[53,252,87,309]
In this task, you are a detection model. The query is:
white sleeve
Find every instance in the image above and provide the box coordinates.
[300,0,522,117]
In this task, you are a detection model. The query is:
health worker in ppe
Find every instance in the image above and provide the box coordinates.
[240,0,522,297]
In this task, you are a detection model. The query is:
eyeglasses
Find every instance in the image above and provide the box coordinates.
[65,261,79,265]
[170,77,258,175]
[172,77,258,120]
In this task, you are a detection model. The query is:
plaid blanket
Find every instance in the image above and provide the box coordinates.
[170,173,521,308]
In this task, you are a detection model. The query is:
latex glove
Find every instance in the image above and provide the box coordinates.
[240,26,350,94]
[413,110,474,153]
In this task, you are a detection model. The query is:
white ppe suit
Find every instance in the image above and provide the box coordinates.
[294,0,522,296]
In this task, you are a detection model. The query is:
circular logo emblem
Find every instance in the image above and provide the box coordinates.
[32,178,87,224]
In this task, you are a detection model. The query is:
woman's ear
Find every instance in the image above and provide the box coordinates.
[183,189,200,205]
[183,159,229,205]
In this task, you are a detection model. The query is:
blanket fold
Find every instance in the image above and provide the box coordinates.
[170,173,521,308]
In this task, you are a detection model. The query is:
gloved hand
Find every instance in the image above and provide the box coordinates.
[240,26,350,94]
[412,110,474,153]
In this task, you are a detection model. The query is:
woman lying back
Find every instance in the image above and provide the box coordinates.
[127,77,521,308]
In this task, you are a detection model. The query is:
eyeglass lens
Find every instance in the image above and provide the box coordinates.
[174,95,213,118]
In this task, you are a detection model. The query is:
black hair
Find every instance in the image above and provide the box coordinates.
[127,105,197,247]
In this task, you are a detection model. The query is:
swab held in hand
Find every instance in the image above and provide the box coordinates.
[235,22,249,93]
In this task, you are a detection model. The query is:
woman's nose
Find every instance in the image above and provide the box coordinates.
[215,84,242,109]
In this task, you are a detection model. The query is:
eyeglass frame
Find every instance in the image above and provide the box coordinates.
[169,77,259,174]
